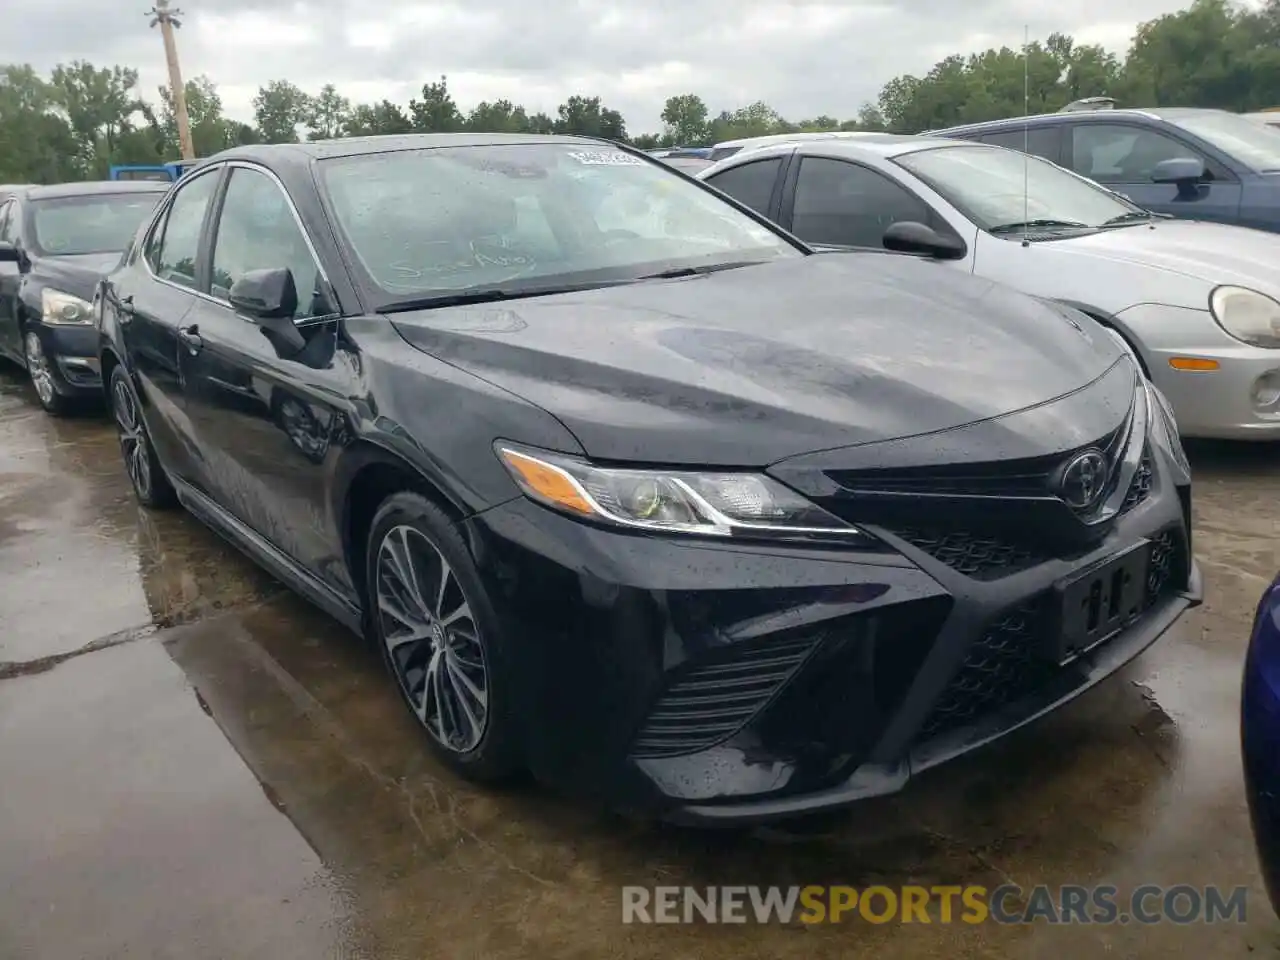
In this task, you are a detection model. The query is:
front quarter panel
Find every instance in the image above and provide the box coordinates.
[336,315,587,516]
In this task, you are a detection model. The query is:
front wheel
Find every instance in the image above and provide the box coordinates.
[24,330,69,416]
[109,365,177,509]
[365,492,521,783]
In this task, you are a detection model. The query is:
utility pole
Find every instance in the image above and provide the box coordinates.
[148,0,194,160]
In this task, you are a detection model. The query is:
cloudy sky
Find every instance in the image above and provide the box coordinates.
[0,0,1234,132]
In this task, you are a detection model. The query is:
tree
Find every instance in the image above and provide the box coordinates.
[308,83,351,140]
[159,75,233,157]
[409,76,462,133]
[344,100,412,137]
[660,93,709,145]
[49,61,150,176]
[466,99,531,133]
[253,79,312,143]
[0,64,80,183]
[554,95,627,140]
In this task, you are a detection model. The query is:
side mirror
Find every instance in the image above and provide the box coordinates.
[882,221,967,260]
[229,267,305,355]
[1151,157,1206,198]
[0,241,18,263]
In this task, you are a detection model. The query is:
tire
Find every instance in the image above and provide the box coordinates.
[24,328,71,416]
[109,365,177,509]
[365,491,521,783]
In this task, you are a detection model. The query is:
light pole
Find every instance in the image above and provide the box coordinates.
[148,0,194,160]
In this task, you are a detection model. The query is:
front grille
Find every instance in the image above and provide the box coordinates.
[629,633,822,759]
[1119,448,1154,515]
[891,529,1045,580]
[916,527,1187,744]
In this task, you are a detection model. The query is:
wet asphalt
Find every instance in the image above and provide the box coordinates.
[2,365,1280,960]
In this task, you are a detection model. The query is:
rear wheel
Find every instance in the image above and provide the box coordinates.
[365,492,521,782]
[110,365,177,509]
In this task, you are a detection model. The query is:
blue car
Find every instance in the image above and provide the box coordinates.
[1243,572,1280,912]
[932,104,1280,233]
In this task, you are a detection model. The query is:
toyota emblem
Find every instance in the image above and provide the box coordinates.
[1060,449,1108,510]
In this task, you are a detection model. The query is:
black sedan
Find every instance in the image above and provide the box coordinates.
[97,133,1201,823]
[0,181,167,413]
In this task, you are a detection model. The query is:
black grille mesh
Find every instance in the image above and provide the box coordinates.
[1120,449,1154,515]
[629,633,821,759]
[916,529,1185,743]
[892,529,1043,580]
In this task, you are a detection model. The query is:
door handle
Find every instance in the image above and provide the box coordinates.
[178,323,203,355]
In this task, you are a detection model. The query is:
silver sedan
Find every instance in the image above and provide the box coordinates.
[699,136,1280,440]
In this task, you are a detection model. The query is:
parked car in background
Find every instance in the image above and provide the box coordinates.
[700,136,1280,439]
[707,131,881,162]
[659,156,713,174]
[1243,572,1280,915]
[1242,110,1280,131]
[0,184,31,202]
[0,181,167,414]
[99,133,1198,823]
[931,106,1280,233]
[109,159,203,182]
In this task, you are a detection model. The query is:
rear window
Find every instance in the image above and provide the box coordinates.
[709,145,744,162]
[29,193,165,257]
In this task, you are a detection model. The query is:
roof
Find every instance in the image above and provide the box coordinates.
[211,132,618,165]
[931,106,1235,136]
[24,180,170,201]
[711,131,881,150]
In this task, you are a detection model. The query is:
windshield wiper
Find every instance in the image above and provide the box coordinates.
[989,218,1091,234]
[638,260,765,280]
[379,280,635,313]
[1101,211,1154,227]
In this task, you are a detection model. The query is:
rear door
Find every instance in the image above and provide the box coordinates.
[0,199,19,360]
[113,166,222,480]
[1065,121,1242,223]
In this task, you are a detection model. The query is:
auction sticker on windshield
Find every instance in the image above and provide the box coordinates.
[567,150,644,165]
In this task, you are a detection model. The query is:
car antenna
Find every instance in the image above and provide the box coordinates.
[1022,24,1031,248]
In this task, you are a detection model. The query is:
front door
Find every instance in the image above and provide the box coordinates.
[1067,122,1243,224]
[177,163,355,597]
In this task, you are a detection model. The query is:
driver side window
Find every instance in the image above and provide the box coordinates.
[0,200,17,243]
[209,167,329,321]
[1070,124,1211,183]
[792,157,931,248]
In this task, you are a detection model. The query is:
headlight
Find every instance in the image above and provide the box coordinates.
[496,444,872,543]
[1209,285,1280,348]
[41,288,94,325]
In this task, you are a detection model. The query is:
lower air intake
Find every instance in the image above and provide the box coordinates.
[629,633,821,759]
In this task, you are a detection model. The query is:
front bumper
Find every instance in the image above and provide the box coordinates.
[30,322,101,392]
[467,437,1199,824]
[1120,304,1280,439]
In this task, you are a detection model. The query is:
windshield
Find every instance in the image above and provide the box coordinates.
[895,145,1145,232]
[1168,111,1280,172]
[319,143,799,301]
[30,193,164,256]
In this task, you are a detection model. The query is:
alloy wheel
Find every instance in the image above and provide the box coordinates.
[375,524,490,753]
[24,331,55,408]
[112,376,152,501]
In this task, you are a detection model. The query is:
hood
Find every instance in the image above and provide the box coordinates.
[388,254,1123,466]
[32,251,123,300]
[1052,219,1280,300]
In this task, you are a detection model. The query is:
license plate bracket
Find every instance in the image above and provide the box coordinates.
[1050,540,1150,666]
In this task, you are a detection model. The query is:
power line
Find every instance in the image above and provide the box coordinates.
[147,0,194,160]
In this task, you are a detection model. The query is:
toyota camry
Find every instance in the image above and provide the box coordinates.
[97,134,1201,823]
